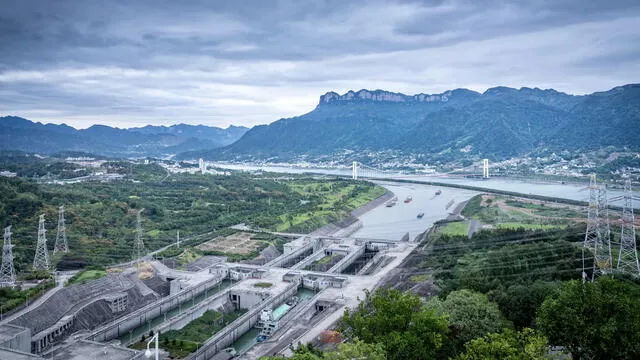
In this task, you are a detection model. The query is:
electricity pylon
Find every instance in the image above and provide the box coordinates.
[593,184,612,280]
[33,215,51,271]
[583,174,599,281]
[617,179,639,276]
[133,209,145,262]
[53,205,68,254]
[0,226,16,287]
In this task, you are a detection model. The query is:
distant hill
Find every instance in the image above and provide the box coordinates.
[181,84,640,162]
[0,116,249,157]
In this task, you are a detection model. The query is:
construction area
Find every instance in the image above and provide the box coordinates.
[196,232,263,255]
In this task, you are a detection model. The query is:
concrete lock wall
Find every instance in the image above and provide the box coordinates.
[268,243,314,268]
[290,250,326,271]
[156,291,230,334]
[328,246,365,273]
[89,277,226,342]
[186,283,299,360]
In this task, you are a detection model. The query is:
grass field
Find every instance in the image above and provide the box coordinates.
[496,222,563,230]
[66,269,107,286]
[275,182,385,232]
[439,222,469,236]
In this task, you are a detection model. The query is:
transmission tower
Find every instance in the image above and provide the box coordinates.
[0,226,16,287]
[33,214,51,271]
[133,209,145,262]
[583,174,599,281]
[53,205,68,254]
[617,179,639,275]
[592,184,612,280]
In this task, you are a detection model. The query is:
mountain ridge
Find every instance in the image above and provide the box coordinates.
[182,83,640,163]
[0,116,249,157]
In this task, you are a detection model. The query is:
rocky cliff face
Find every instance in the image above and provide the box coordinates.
[319,89,455,105]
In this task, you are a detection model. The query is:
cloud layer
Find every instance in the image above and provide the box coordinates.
[1,0,639,128]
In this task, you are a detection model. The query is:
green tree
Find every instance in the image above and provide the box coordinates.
[427,289,510,351]
[324,340,386,360]
[456,328,550,360]
[537,277,640,360]
[339,289,449,360]
[489,281,560,328]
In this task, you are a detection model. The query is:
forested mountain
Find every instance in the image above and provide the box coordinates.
[185,84,640,162]
[0,116,249,157]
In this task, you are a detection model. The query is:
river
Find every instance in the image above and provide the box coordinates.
[210,162,640,207]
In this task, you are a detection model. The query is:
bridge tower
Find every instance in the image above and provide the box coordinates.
[53,205,69,254]
[33,214,51,271]
[133,209,145,262]
[352,161,358,180]
[0,226,16,287]
[617,179,639,276]
[482,159,489,178]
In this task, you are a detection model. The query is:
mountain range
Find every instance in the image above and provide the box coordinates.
[0,116,248,157]
[184,84,640,163]
[3,84,639,163]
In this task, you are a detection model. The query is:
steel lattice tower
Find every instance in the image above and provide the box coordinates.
[33,215,50,270]
[53,205,68,254]
[592,184,612,280]
[583,174,599,281]
[133,209,145,261]
[617,179,639,275]
[0,226,16,287]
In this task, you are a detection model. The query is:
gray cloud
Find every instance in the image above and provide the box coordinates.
[0,0,639,128]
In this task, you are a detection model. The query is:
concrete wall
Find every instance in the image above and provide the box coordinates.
[267,242,314,268]
[0,347,41,359]
[290,250,326,271]
[0,324,31,353]
[156,291,231,334]
[229,290,270,309]
[186,283,298,360]
[328,245,365,273]
[88,276,226,343]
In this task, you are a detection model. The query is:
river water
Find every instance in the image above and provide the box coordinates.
[209,162,640,241]
[210,163,639,207]
[353,182,478,241]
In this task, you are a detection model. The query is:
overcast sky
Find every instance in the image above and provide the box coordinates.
[1,0,639,129]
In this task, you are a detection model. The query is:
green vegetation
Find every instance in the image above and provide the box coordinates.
[253,282,273,288]
[0,280,55,314]
[132,310,246,358]
[496,223,561,230]
[66,267,107,286]
[455,328,549,360]
[439,221,468,236]
[316,254,339,265]
[409,274,431,283]
[0,168,383,273]
[537,277,640,359]
[339,289,449,360]
[261,340,386,360]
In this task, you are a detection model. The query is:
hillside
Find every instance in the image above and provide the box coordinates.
[184,84,639,162]
[0,116,249,157]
